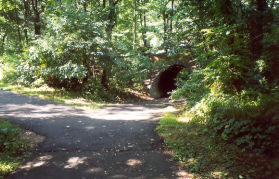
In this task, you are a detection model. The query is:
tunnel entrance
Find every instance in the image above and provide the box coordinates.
[150,64,186,98]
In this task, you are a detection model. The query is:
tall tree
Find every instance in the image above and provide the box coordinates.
[139,1,148,49]
[31,0,41,35]
[105,0,120,41]
[23,0,30,44]
[133,0,137,49]
[248,0,269,61]
[102,0,121,89]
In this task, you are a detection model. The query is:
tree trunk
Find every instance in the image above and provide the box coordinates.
[163,12,167,40]
[102,0,121,89]
[140,10,148,49]
[106,0,119,41]
[14,7,22,43]
[248,0,267,61]
[1,34,7,52]
[23,0,29,44]
[101,69,109,89]
[170,0,174,33]
[34,12,40,35]
[31,0,41,35]
[163,11,168,53]
[92,56,96,79]
[162,1,168,53]
[133,0,137,49]
[143,12,147,48]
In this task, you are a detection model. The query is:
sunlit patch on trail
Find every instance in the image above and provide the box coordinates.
[64,157,87,169]
[125,159,142,166]
[19,155,53,170]
[86,167,103,173]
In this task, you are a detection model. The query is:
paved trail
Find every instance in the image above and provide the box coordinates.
[0,90,186,179]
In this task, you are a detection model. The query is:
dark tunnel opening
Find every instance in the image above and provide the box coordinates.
[150,64,186,98]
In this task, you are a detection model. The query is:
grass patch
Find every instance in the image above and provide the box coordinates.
[156,112,279,178]
[0,119,31,178]
[0,81,106,110]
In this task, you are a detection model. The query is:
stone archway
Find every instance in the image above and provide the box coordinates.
[150,64,186,98]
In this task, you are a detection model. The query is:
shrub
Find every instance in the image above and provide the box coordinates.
[0,120,28,155]
[16,62,40,86]
[42,62,87,90]
[172,64,279,154]
[187,90,279,154]
[171,69,210,107]
[82,78,116,102]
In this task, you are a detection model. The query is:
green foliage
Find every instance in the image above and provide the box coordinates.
[0,119,30,178]
[170,0,279,156]
[111,50,153,89]
[16,61,40,86]
[82,78,117,102]
[157,112,279,178]
[0,0,278,167]
[15,6,103,89]
[0,53,20,80]
[0,125,25,154]
[203,91,278,154]
[5,1,154,98]
[42,62,87,90]
[173,66,279,154]
[0,81,106,109]
[172,69,209,107]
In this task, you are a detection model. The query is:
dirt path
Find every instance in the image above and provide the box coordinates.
[0,90,186,179]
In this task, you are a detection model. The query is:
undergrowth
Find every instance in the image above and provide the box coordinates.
[156,112,279,178]
[0,81,106,110]
[163,67,279,178]
[0,119,30,178]
[0,81,147,108]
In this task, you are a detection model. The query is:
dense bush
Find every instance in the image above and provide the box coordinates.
[172,69,209,107]
[0,53,21,83]
[172,68,279,154]
[170,2,279,154]
[110,51,153,90]
[82,78,117,102]
[197,91,278,154]
[14,7,102,88]
[0,121,27,155]
[16,61,40,86]
[11,6,152,97]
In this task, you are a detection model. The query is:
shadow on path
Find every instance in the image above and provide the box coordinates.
[0,90,190,178]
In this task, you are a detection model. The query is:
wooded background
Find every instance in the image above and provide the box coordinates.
[1,0,279,156]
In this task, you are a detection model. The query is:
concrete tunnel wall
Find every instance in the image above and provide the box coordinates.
[150,64,186,98]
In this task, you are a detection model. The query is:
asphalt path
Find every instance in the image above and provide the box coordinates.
[0,90,187,179]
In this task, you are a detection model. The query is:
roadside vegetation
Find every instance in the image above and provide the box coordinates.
[0,119,31,178]
[0,81,106,110]
[155,1,279,177]
[157,112,279,178]
[0,0,279,178]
